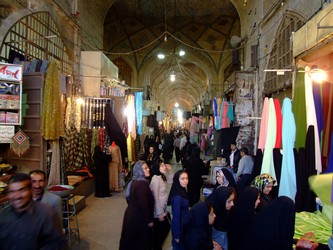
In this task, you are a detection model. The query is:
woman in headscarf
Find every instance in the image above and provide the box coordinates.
[141,145,160,169]
[215,169,237,191]
[168,169,189,250]
[251,173,276,211]
[183,202,217,250]
[228,186,295,250]
[150,160,172,250]
[186,145,207,207]
[93,145,111,198]
[228,187,260,250]
[206,186,236,250]
[119,161,154,250]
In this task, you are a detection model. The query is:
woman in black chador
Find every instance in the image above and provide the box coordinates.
[93,145,111,197]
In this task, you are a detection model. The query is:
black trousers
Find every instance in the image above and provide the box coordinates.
[175,147,181,163]
[152,215,171,250]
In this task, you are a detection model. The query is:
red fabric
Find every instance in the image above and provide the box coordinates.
[274,99,282,148]
[322,82,333,158]
[258,97,270,150]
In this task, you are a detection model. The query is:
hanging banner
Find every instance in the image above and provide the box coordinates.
[0,63,23,82]
[0,125,15,143]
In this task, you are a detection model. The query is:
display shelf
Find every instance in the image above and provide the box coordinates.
[0,63,23,126]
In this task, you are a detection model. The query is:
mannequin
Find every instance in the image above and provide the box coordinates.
[109,141,123,191]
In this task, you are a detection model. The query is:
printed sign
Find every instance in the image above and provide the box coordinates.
[0,63,22,82]
[0,125,15,143]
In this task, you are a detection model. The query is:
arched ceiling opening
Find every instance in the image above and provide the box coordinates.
[103,0,240,113]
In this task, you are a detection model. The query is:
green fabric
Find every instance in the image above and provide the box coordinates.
[293,69,307,149]
[309,173,333,223]
[295,211,331,245]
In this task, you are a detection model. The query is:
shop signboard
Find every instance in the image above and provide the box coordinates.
[0,63,23,82]
[0,125,15,143]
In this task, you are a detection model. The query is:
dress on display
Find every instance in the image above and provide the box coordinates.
[109,142,123,191]
[93,146,111,197]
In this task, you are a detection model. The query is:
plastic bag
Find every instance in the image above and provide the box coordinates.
[296,232,319,250]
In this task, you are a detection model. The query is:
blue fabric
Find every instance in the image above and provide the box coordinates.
[135,92,143,135]
[329,235,333,248]
[213,98,217,117]
[227,101,234,123]
[212,227,228,250]
[278,98,297,201]
[312,83,324,138]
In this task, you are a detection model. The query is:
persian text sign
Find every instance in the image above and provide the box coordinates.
[0,125,15,143]
[0,63,22,82]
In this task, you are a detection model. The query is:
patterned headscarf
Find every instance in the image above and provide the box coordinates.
[251,173,276,193]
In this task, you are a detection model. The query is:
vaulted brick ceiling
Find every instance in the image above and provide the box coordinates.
[103,0,240,112]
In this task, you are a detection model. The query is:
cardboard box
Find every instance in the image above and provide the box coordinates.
[5,112,19,124]
[0,111,5,123]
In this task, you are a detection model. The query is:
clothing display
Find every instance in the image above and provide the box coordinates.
[109,142,123,191]
[41,61,65,140]
[304,66,322,173]
[261,98,277,181]
[278,98,297,201]
[258,97,270,150]
[93,145,111,197]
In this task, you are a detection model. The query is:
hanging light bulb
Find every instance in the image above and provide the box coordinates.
[157,53,165,59]
[309,68,327,83]
[170,71,176,82]
[178,50,185,57]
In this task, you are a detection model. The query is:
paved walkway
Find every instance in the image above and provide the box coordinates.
[75,161,184,250]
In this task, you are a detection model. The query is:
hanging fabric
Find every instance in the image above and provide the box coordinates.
[305,66,322,173]
[135,92,143,135]
[41,61,65,140]
[127,133,133,162]
[10,130,30,157]
[274,99,282,148]
[293,69,307,149]
[261,98,277,181]
[227,101,234,125]
[126,95,136,140]
[221,100,230,128]
[48,140,61,186]
[278,98,297,201]
[258,97,270,150]
[322,81,333,161]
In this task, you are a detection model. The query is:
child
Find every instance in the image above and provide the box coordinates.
[118,168,128,191]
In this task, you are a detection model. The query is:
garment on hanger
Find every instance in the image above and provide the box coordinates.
[274,99,282,148]
[305,67,322,173]
[261,98,277,181]
[278,98,296,201]
[109,141,123,191]
[258,97,270,150]
[293,69,307,149]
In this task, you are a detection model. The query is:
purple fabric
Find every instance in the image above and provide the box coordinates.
[326,133,333,174]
